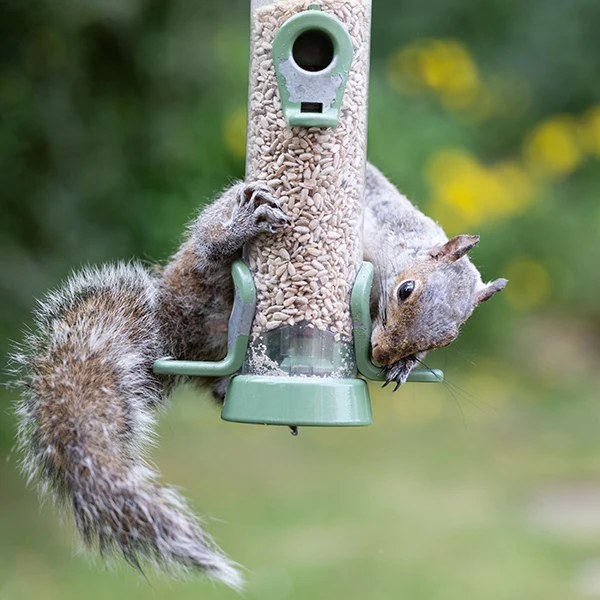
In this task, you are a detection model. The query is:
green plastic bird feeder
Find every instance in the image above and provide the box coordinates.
[153,0,442,429]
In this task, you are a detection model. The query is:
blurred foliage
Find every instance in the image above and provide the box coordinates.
[1,0,600,597]
[1,0,600,364]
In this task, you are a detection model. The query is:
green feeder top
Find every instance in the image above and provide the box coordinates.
[272,6,354,127]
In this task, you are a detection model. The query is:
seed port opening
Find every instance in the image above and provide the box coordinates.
[301,102,323,113]
[292,28,335,72]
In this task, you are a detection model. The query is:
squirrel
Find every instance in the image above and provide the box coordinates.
[364,165,507,388]
[10,163,506,589]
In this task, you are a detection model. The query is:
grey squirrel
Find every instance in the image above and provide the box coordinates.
[364,165,507,387]
[11,163,506,589]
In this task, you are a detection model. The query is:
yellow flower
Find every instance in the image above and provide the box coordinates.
[422,39,480,108]
[428,202,468,235]
[425,149,535,229]
[223,106,247,160]
[503,257,550,310]
[426,150,489,227]
[387,44,425,95]
[523,115,584,178]
[491,160,537,213]
[387,39,483,113]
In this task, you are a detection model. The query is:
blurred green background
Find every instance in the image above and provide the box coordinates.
[2,0,600,598]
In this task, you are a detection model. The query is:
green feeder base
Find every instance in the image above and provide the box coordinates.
[222,375,372,427]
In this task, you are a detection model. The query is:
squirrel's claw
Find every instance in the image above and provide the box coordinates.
[243,182,274,204]
[242,182,282,212]
[253,204,289,233]
[382,356,418,391]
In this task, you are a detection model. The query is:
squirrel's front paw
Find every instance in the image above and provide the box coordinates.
[236,182,289,234]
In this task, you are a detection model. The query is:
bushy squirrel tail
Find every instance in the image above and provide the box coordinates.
[10,263,243,589]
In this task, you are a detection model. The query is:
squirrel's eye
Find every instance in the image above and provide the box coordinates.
[397,280,416,302]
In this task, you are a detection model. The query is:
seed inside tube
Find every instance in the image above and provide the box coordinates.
[246,0,370,345]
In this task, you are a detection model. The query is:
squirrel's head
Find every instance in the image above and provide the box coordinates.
[371,234,507,387]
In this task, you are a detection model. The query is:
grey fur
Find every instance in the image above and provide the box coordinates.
[11,182,287,589]
[364,163,506,386]
[158,181,288,368]
[11,165,504,587]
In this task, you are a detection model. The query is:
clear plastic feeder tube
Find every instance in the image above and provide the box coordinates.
[245,0,372,378]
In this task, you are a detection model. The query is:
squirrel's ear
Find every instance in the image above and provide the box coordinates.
[429,235,480,262]
[474,278,508,305]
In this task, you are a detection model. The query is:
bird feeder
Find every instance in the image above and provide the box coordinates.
[153,0,442,428]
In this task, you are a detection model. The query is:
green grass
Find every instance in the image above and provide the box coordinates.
[1,370,599,600]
